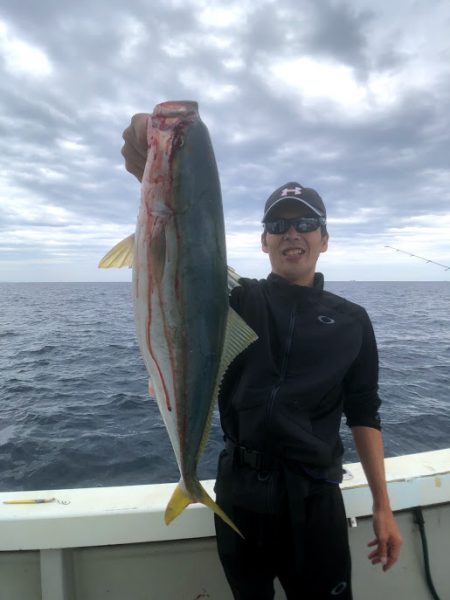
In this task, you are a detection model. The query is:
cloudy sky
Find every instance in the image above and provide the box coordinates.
[1,0,449,282]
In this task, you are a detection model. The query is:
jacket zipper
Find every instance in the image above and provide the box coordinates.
[264,304,297,511]
[267,303,297,420]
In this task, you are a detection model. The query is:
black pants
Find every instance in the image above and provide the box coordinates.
[215,481,352,600]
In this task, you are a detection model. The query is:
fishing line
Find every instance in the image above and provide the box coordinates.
[385,246,450,271]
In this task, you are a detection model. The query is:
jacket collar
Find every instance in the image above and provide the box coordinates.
[267,272,324,296]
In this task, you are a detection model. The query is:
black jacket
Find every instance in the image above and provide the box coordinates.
[216,272,381,512]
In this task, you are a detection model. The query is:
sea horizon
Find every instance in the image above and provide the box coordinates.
[1,279,448,284]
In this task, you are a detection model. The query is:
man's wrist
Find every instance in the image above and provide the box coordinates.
[373,501,392,512]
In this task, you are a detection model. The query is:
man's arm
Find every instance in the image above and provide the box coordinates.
[352,425,403,571]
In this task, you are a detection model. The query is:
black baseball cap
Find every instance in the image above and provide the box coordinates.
[262,182,326,222]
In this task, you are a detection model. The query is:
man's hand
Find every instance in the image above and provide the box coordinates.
[351,426,403,571]
[121,113,151,182]
[367,507,403,571]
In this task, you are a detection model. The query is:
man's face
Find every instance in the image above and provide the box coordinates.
[261,204,328,287]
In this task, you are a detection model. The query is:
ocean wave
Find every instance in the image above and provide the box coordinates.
[0,331,19,338]
[15,345,59,356]
[1,281,449,490]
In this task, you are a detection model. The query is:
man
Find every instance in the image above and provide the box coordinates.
[213,181,403,599]
[121,115,402,600]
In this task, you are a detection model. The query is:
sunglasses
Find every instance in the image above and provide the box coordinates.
[264,216,326,235]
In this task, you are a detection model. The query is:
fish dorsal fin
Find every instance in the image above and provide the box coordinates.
[216,307,258,399]
[197,307,258,462]
[227,265,242,293]
[98,234,135,268]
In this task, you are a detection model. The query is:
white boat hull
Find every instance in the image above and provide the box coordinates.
[1,448,449,599]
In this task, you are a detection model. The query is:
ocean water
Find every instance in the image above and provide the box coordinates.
[0,281,449,492]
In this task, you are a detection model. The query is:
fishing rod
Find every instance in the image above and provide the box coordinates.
[385,246,450,271]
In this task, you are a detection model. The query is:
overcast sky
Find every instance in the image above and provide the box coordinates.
[1,0,449,282]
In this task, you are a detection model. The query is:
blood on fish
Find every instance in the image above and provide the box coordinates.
[147,323,172,413]
[152,259,181,416]
[144,262,173,413]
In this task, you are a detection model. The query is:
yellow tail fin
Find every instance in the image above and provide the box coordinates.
[164,481,243,538]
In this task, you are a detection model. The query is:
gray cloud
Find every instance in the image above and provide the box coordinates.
[0,0,449,281]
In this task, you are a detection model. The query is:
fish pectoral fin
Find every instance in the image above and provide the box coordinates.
[149,218,167,283]
[98,234,135,268]
[165,481,243,539]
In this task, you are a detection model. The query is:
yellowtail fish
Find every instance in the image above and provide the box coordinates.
[99,101,257,536]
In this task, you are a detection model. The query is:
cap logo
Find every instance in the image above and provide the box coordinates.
[281,186,302,196]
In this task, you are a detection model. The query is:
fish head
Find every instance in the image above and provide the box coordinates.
[152,100,199,121]
[142,101,211,216]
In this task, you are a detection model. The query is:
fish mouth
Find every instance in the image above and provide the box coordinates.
[154,101,199,118]
[282,247,306,257]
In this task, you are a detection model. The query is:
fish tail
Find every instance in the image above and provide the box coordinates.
[164,481,243,538]
[199,485,244,539]
[164,482,191,525]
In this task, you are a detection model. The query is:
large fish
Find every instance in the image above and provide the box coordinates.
[99,101,256,535]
